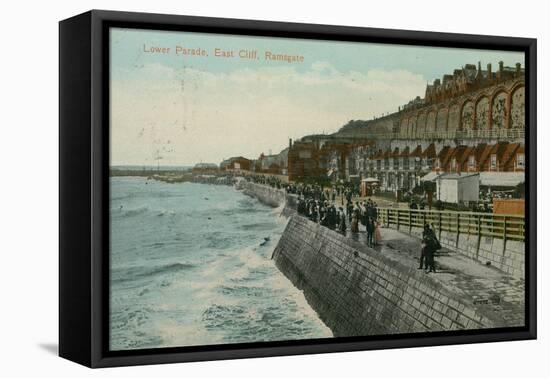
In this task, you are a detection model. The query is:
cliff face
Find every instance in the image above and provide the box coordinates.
[336,114,397,138]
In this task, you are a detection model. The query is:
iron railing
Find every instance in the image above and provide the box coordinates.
[378,207,525,242]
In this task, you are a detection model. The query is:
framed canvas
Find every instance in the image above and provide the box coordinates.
[59,10,537,368]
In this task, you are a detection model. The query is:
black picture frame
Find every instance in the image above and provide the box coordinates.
[59,9,537,368]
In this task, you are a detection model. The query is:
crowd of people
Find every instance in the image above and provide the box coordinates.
[242,172,441,271]
[243,174,287,189]
[243,173,362,201]
[296,194,382,247]
[242,174,383,247]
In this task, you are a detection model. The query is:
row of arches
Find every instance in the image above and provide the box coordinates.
[399,83,525,138]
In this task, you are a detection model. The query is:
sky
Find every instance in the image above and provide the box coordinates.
[110,27,524,167]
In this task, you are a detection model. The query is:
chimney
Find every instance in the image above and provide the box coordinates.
[499,61,504,72]
[516,62,521,75]
[487,63,492,79]
[289,138,293,148]
[478,61,481,72]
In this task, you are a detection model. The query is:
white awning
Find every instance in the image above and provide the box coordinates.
[420,172,441,182]
[361,177,379,183]
[479,172,525,187]
[437,173,479,180]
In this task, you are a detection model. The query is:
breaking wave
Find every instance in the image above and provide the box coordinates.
[111,262,196,284]
[110,177,332,350]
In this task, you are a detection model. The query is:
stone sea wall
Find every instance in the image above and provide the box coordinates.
[237,181,503,336]
[236,180,298,216]
[272,216,494,336]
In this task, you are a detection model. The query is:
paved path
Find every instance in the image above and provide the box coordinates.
[342,225,525,327]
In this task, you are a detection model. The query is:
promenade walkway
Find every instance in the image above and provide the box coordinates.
[343,225,525,328]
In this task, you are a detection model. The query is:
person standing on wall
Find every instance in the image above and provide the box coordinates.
[374,220,382,245]
[418,224,431,270]
[420,223,440,273]
[351,210,359,233]
[366,216,375,247]
[338,207,347,234]
[426,223,441,273]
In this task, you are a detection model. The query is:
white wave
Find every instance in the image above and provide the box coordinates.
[119,205,149,217]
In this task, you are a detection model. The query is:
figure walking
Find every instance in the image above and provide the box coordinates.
[419,223,439,273]
[366,217,375,247]
[351,212,359,233]
[338,208,347,234]
[374,221,382,245]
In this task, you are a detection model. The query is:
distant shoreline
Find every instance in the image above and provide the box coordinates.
[110,168,191,176]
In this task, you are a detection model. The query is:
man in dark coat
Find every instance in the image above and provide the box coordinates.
[420,224,438,272]
[347,202,353,222]
[366,217,375,247]
[338,207,347,234]
[419,224,431,270]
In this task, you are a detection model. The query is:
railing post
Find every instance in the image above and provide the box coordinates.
[456,212,460,248]
[502,215,508,256]
[438,211,442,240]
[409,210,412,234]
[503,216,507,242]
[476,214,482,260]
[397,209,400,230]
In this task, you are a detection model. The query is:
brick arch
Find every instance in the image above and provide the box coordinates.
[408,114,418,138]
[490,86,509,100]
[399,117,409,137]
[490,87,509,130]
[474,95,490,130]
[510,84,525,129]
[435,105,449,132]
[425,107,437,133]
[509,82,525,95]
[460,99,475,131]
[416,111,427,137]
[447,101,461,132]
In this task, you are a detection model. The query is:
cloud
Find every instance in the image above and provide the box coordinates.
[110,62,425,166]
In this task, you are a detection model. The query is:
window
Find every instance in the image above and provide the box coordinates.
[490,154,497,170]
[516,153,525,169]
[435,158,440,169]
[468,155,476,170]
[451,158,457,172]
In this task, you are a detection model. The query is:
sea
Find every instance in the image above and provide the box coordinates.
[110,177,332,350]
